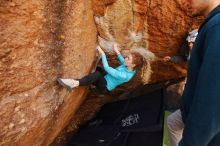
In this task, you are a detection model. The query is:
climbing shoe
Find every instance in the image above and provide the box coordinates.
[57,78,79,90]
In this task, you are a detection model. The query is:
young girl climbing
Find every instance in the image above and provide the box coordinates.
[57,44,143,92]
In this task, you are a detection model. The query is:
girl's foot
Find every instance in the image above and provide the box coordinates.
[57,78,79,90]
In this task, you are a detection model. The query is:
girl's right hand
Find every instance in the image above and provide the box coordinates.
[113,43,120,54]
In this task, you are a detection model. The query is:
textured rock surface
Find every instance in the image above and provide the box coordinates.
[54,0,204,145]
[0,0,97,145]
[0,0,204,146]
[93,0,204,85]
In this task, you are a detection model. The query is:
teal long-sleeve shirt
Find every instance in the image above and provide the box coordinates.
[101,53,136,91]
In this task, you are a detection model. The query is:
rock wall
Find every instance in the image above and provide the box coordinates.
[93,0,204,86]
[0,0,97,145]
[0,0,204,146]
[54,0,204,145]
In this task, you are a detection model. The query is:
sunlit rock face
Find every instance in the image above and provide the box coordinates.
[54,0,203,145]
[0,0,204,145]
[0,0,97,145]
[93,0,203,86]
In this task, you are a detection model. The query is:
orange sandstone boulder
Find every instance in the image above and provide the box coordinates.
[0,0,204,146]
[0,0,96,145]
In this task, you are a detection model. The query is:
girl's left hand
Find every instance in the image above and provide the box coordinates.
[97,45,105,55]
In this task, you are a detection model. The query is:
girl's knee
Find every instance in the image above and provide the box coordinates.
[94,70,102,77]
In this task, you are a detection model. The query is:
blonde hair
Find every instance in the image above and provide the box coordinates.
[130,48,155,84]
[130,52,144,69]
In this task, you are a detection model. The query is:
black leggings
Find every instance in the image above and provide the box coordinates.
[78,67,108,92]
